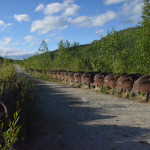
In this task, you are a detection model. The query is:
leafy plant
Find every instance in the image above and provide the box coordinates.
[0,111,21,150]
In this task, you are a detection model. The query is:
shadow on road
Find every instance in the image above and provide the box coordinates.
[25,78,150,150]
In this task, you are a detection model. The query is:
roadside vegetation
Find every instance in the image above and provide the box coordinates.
[0,60,35,150]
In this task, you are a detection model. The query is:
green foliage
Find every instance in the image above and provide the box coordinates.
[38,40,48,53]
[133,0,150,74]
[0,63,15,82]
[0,63,16,96]
[16,75,35,139]
[0,63,35,149]
[141,0,150,27]
[0,111,21,150]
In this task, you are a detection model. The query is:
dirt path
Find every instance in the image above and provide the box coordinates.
[25,76,150,150]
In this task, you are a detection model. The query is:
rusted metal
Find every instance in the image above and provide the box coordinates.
[64,72,69,82]
[131,75,150,94]
[74,72,82,84]
[81,73,91,86]
[116,75,133,92]
[68,72,75,83]
[104,74,118,89]
[93,73,107,88]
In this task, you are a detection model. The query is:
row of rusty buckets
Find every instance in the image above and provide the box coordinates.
[28,69,150,101]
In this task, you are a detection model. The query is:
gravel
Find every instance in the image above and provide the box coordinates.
[26,77,150,150]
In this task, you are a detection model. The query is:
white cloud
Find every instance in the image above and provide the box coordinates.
[0,47,34,59]
[121,0,143,24]
[0,37,34,59]
[24,35,38,46]
[14,14,30,22]
[31,16,68,34]
[62,4,80,17]
[104,0,143,25]
[35,0,80,17]
[104,0,130,5]
[71,16,91,27]
[44,39,50,43]
[64,0,74,4]
[44,3,65,15]
[31,0,81,34]
[0,37,12,46]
[46,34,56,37]
[33,0,144,35]
[55,37,64,41]
[0,20,4,25]
[95,29,105,34]
[32,1,117,34]
[92,11,117,26]
[24,35,34,42]
[71,11,117,27]
[35,3,44,12]
[0,20,12,32]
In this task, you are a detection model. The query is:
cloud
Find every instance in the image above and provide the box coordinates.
[0,47,34,59]
[46,34,56,37]
[0,37,12,46]
[0,20,12,32]
[44,3,66,15]
[104,0,143,25]
[31,0,81,34]
[8,53,34,60]
[55,37,64,41]
[120,0,143,24]
[0,37,34,59]
[44,39,50,43]
[71,16,91,27]
[32,0,117,35]
[64,0,74,4]
[95,29,105,34]
[35,3,44,12]
[62,4,80,17]
[92,11,117,26]
[104,0,130,5]
[24,35,38,46]
[14,14,30,22]
[0,20,4,25]
[34,0,80,17]
[103,0,143,25]
[71,11,117,27]
[31,16,68,34]
[0,46,34,60]
[33,0,144,35]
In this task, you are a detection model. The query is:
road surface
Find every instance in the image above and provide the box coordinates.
[25,76,150,150]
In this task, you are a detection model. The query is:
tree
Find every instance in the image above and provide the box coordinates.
[38,40,48,53]
[54,40,70,70]
[73,42,79,48]
[66,40,71,49]
[37,40,50,70]
[134,0,150,74]
[141,0,150,27]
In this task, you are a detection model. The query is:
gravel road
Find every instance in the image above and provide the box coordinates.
[25,77,150,150]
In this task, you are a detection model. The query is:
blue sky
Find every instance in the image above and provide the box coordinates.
[0,0,143,59]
